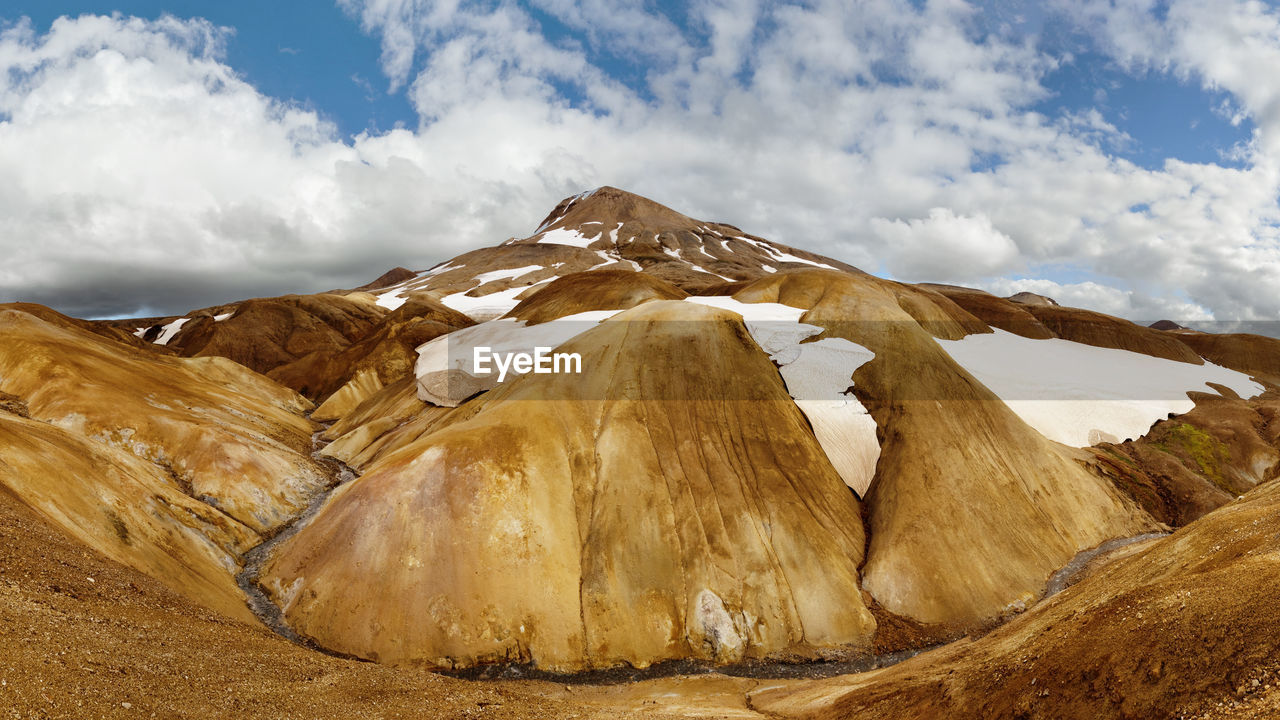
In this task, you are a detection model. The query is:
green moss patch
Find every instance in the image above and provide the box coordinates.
[1155,422,1233,492]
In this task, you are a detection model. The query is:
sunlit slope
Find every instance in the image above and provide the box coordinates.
[732,270,1162,624]
[258,301,876,670]
[0,309,329,535]
[0,412,259,624]
[751,418,1280,718]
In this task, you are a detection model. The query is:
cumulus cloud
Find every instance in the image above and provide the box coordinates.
[1,1,1279,323]
[873,208,1022,280]
[980,277,1215,323]
[0,13,590,316]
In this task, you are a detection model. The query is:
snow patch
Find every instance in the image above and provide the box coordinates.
[536,228,596,248]
[472,264,544,284]
[154,318,189,346]
[741,238,839,270]
[587,249,628,271]
[432,266,547,320]
[690,265,734,282]
[425,261,461,276]
[686,295,806,323]
[686,296,880,494]
[439,285,529,321]
[375,289,407,310]
[532,190,594,234]
[770,249,837,270]
[938,329,1266,447]
[778,339,879,496]
[213,312,233,322]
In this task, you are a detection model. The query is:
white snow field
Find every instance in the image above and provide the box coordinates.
[779,339,880,495]
[687,296,880,495]
[154,317,189,346]
[535,228,597,248]
[374,287,408,310]
[438,285,530,321]
[938,329,1266,447]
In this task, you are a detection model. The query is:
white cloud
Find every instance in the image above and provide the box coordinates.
[873,208,1022,280]
[980,277,1214,322]
[0,13,576,315]
[1,2,1279,324]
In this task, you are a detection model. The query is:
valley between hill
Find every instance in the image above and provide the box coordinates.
[3,187,1279,718]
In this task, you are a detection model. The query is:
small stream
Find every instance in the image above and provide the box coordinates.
[1043,531,1169,598]
[234,426,361,657]
[442,644,946,685]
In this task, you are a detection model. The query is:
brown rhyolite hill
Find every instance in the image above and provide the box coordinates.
[259,301,876,670]
[1086,387,1280,525]
[1172,330,1280,385]
[0,482,670,720]
[504,269,688,324]
[0,309,329,536]
[372,186,863,307]
[749,414,1280,718]
[733,270,1159,624]
[929,284,1204,362]
[0,306,335,624]
[2,187,1280,718]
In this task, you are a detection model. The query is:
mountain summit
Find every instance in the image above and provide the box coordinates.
[361,186,861,321]
[530,185,704,233]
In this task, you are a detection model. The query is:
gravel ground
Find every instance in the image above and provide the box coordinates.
[0,488,696,720]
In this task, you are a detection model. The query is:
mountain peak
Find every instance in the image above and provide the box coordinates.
[357,267,416,291]
[532,186,702,236]
[363,186,859,322]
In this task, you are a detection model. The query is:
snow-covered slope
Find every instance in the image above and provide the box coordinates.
[939,329,1265,446]
[361,186,862,321]
[682,296,880,494]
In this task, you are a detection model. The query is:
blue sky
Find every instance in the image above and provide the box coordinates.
[1035,49,1254,169]
[4,2,417,137]
[8,2,1253,166]
[0,1,1278,325]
